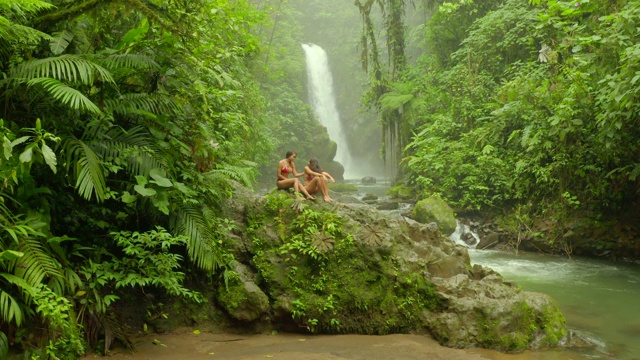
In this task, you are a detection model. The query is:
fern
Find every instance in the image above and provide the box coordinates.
[171,206,222,271]
[203,161,256,193]
[9,238,63,292]
[27,77,101,114]
[49,29,74,55]
[102,53,160,71]
[104,93,180,116]
[10,54,115,85]
[94,125,167,177]
[0,0,53,16]
[64,138,107,202]
[0,19,51,44]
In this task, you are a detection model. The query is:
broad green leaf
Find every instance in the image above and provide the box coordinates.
[41,143,57,173]
[135,175,148,186]
[173,181,190,194]
[11,136,30,147]
[150,168,173,187]
[19,147,33,163]
[2,136,11,160]
[50,30,74,55]
[134,184,157,197]
[122,191,138,203]
[151,190,170,215]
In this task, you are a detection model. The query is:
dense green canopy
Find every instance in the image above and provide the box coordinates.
[1,0,638,358]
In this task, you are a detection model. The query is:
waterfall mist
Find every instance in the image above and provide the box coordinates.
[302,43,353,175]
[302,43,388,180]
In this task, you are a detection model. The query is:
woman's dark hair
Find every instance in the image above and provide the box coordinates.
[285,150,297,158]
[308,157,323,173]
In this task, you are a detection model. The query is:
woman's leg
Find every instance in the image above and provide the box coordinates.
[294,178,315,199]
[277,178,314,199]
[304,178,320,195]
[319,177,333,202]
[277,178,297,189]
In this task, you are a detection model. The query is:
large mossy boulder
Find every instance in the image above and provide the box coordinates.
[214,185,566,352]
[218,262,270,322]
[412,196,457,235]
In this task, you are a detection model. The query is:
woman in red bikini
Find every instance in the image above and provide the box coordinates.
[276,151,315,200]
[303,157,335,202]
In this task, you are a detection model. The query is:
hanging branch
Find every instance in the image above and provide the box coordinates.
[355,0,409,173]
[35,0,114,29]
[34,0,180,34]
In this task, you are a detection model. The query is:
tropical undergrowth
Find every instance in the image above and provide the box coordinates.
[243,192,442,334]
[0,0,273,358]
[359,0,640,252]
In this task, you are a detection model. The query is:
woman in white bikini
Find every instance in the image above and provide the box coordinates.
[303,157,335,202]
[276,151,315,200]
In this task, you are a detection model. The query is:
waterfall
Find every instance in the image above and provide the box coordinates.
[302,43,353,177]
[449,220,480,248]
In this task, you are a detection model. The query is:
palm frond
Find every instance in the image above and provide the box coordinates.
[0,0,54,16]
[0,19,51,44]
[64,138,107,202]
[205,161,256,188]
[102,53,160,71]
[0,290,23,326]
[0,330,8,360]
[0,273,36,297]
[1,208,44,246]
[47,267,83,296]
[104,93,180,116]
[9,238,63,291]
[171,206,222,272]
[50,29,74,55]
[95,125,167,177]
[27,77,101,114]
[11,54,115,85]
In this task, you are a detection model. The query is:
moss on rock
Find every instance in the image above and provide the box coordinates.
[412,196,457,235]
[386,185,414,199]
[218,189,568,353]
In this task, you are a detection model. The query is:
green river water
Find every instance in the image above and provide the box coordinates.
[347,181,640,360]
[469,249,640,360]
[352,180,640,359]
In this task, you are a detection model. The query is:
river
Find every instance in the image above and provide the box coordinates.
[469,249,640,360]
[351,180,640,359]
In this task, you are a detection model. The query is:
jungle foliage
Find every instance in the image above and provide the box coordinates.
[358,0,640,222]
[0,0,302,357]
[3,0,639,357]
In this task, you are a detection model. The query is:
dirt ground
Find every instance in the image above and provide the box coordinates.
[81,329,592,360]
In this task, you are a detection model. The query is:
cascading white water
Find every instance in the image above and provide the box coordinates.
[449,220,480,248]
[302,43,353,177]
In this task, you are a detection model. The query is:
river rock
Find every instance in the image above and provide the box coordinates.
[218,261,270,322]
[362,193,378,201]
[212,183,567,352]
[410,196,457,236]
[361,176,376,185]
[477,232,500,250]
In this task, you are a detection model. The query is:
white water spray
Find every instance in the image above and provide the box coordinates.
[449,220,480,248]
[302,43,353,177]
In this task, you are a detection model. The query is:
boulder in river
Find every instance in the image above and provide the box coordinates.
[209,186,567,353]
